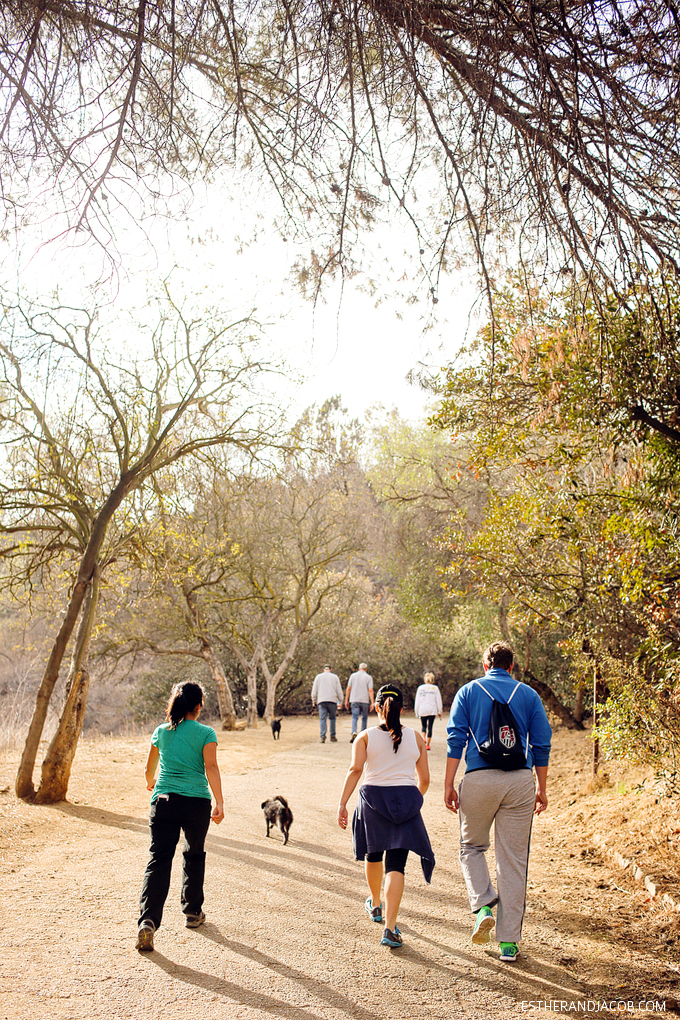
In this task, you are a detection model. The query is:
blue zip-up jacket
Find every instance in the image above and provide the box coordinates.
[446,669,552,771]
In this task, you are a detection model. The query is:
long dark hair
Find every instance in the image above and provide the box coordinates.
[375,684,403,753]
[166,681,204,729]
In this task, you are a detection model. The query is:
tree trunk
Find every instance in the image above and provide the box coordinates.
[225,643,259,728]
[15,575,90,799]
[592,661,606,775]
[201,641,236,730]
[264,680,276,724]
[16,475,133,799]
[34,565,101,804]
[581,639,605,773]
[260,631,302,724]
[574,681,584,723]
[246,665,258,728]
[181,583,237,729]
[522,668,584,730]
[498,592,511,642]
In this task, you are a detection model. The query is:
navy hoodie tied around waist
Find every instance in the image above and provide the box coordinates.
[352,784,435,883]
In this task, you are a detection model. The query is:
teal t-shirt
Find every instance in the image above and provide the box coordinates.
[150,719,217,803]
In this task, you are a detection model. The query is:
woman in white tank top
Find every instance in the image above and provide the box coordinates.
[337,684,434,949]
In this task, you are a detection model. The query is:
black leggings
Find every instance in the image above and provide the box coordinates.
[420,715,435,738]
[365,848,409,874]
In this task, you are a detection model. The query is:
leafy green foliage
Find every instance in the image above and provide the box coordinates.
[595,648,680,793]
[433,277,680,765]
[436,276,680,476]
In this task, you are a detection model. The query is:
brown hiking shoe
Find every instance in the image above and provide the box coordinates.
[135,924,155,952]
[185,911,206,928]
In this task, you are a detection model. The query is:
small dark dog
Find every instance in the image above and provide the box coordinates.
[261,795,293,845]
[271,718,281,740]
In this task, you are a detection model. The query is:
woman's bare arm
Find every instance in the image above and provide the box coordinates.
[414,731,430,796]
[145,745,160,791]
[203,742,224,823]
[337,732,368,828]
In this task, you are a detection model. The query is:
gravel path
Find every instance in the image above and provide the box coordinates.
[0,716,676,1019]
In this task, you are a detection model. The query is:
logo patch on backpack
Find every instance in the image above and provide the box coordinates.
[499,725,516,748]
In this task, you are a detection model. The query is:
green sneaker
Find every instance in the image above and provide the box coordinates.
[471,905,495,944]
[499,941,519,961]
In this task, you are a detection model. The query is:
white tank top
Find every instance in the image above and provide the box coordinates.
[363,726,419,787]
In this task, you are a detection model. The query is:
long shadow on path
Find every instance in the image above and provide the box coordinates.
[52,803,365,890]
[144,928,383,1020]
[52,801,614,1003]
[398,926,587,1001]
[53,801,148,834]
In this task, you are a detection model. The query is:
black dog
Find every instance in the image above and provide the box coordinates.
[261,796,293,845]
[271,718,281,740]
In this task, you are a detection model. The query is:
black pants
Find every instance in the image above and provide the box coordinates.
[420,715,435,739]
[138,793,212,930]
[365,848,409,874]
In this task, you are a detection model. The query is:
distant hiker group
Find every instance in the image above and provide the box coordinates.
[311,662,445,750]
[135,640,551,966]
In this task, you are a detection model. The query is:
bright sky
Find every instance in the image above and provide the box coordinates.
[10,178,483,424]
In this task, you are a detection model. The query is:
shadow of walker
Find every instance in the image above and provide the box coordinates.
[143,931,383,1020]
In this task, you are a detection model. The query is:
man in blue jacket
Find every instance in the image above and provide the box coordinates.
[444,641,551,962]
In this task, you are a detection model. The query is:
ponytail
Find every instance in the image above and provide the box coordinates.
[166,681,204,729]
[382,695,403,753]
[375,684,404,754]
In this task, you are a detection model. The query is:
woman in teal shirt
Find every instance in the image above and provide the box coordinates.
[136,682,224,951]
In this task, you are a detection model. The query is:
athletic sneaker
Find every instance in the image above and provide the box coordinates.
[184,911,206,928]
[471,905,495,944]
[135,923,155,952]
[365,897,383,923]
[499,942,519,961]
[380,927,403,947]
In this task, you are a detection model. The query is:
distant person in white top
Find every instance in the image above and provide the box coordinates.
[345,663,375,743]
[311,665,344,743]
[414,672,443,751]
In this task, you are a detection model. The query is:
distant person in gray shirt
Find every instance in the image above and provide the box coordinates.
[344,663,375,743]
[311,665,344,743]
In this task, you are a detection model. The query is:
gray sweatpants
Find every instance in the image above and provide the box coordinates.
[458,768,536,943]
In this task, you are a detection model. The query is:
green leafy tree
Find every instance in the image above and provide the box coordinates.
[436,276,680,471]
[434,278,680,757]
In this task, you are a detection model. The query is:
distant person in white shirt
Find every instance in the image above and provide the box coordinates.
[414,672,443,751]
[345,663,375,743]
[311,665,344,743]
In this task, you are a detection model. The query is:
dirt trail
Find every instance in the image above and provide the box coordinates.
[0,717,678,1020]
